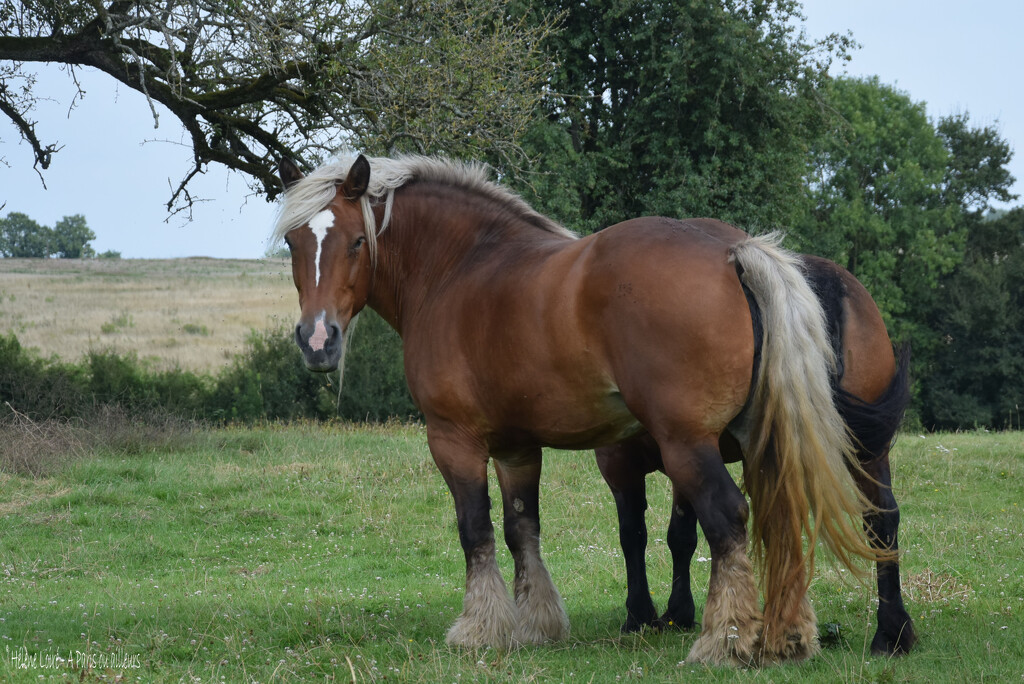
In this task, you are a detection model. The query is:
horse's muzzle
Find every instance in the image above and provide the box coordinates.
[295,317,342,372]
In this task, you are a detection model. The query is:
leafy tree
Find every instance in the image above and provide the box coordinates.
[52,214,96,258]
[510,0,853,234]
[919,209,1024,429]
[917,115,1019,428]
[0,0,555,211]
[0,211,53,257]
[792,77,963,338]
[939,113,1016,213]
[794,77,1019,429]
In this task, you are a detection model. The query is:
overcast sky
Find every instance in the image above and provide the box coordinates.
[1,0,1021,259]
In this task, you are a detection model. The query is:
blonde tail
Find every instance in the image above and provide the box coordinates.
[729,233,891,627]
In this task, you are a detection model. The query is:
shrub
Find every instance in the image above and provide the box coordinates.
[0,320,418,429]
[339,311,419,422]
[86,349,209,418]
[0,334,88,420]
[210,326,337,422]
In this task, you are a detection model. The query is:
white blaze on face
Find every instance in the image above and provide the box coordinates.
[308,209,334,285]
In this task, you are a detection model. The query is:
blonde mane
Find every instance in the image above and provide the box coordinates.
[272,154,576,262]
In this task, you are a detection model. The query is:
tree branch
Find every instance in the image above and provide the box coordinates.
[0,81,61,172]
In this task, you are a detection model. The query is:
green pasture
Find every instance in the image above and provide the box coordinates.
[1,425,1021,682]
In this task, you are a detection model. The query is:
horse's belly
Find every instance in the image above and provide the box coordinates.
[510,389,645,451]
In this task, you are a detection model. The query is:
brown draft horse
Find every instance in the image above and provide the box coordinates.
[595,262,916,657]
[273,153,894,666]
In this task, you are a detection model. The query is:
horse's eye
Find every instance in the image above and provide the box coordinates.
[351,236,367,253]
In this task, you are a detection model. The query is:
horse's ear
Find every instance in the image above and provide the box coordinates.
[340,155,371,200]
[279,157,304,190]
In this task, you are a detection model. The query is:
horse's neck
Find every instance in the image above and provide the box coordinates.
[366,188,554,336]
[367,192,474,334]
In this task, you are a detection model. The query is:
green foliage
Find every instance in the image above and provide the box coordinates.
[0,333,87,419]
[85,349,209,418]
[938,113,1016,212]
[0,211,98,258]
[339,311,419,422]
[790,77,1019,429]
[210,327,338,422]
[0,319,416,425]
[0,211,53,257]
[919,209,1024,430]
[793,77,962,332]
[510,0,852,233]
[51,214,96,258]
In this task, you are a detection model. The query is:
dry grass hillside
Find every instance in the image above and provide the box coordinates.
[0,258,296,372]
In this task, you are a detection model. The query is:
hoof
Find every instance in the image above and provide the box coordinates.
[686,620,762,667]
[446,609,517,650]
[758,629,820,665]
[654,611,698,632]
[870,621,917,656]
[621,606,657,634]
[446,582,518,650]
[759,596,820,665]
[513,592,570,644]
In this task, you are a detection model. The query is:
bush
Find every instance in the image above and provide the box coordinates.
[339,311,419,422]
[86,349,210,417]
[211,326,337,422]
[0,319,418,429]
[0,334,88,420]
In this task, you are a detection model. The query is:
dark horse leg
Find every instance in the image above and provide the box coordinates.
[596,436,660,632]
[494,454,570,643]
[596,435,698,632]
[427,427,517,649]
[856,447,917,655]
[837,347,916,655]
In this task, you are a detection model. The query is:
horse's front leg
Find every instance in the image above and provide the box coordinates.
[494,453,570,643]
[661,488,699,630]
[428,427,517,650]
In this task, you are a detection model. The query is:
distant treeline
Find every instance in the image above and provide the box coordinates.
[0,311,417,426]
[0,212,119,259]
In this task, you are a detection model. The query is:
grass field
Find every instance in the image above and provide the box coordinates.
[0,258,295,372]
[1,426,1021,682]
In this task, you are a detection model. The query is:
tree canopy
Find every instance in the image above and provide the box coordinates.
[793,77,963,329]
[0,211,96,257]
[511,0,854,234]
[0,0,555,211]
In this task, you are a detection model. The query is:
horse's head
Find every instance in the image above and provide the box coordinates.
[278,155,373,372]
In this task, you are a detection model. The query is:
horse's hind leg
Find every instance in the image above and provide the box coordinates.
[596,437,661,632]
[660,439,762,666]
[856,448,917,655]
[494,455,570,644]
[428,427,517,649]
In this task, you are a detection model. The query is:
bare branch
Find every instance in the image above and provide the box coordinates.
[0,80,61,172]
[0,0,557,210]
